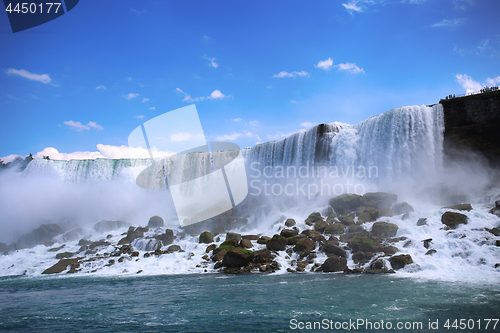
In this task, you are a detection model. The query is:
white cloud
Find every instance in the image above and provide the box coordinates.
[0,154,24,163]
[169,132,205,142]
[290,100,297,104]
[485,76,500,86]
[315,58,334,71]
[149,107,155,110]
[126,77,133,81]
[124,93,139,100]
[300,122,313,128]
[248,120,260,127]
[454,39,495,57]
[335,62,365,74]
[176,88,231,102]
[96,85,107,90]
[453,0,474,10]
[267,131,301,141]
[6,68,51,84]
[342,1,362,13]
[135,115,146,119]
[455,74,483,94]
[63,120,104,131]
[432,18,465,28]
[233,118,242,122]
[142,98,149,102]
[210,61,218,68]
[272,70,309,78]
[33,145,173,160]
[214,131,260,142]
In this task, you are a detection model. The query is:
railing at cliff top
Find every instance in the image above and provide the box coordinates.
[444,86,499,100]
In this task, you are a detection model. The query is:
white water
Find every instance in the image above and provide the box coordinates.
[1,104,499,282]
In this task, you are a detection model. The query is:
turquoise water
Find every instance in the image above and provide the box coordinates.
[1,273,499,332]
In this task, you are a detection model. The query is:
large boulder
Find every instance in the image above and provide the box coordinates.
[389,254,413,270]
[254,249,272,263]
[118,226,145,245]
[147,216,164,228]
[240,239,253,248]
[371,222,399,238]
[225,232,241,242]
[360,192,397,209]
[155,229,174,246]
[42,258,80,274]
[392,202,414,215]
[285,219,296,227]
[266,235,287,251]
[94,220,127,233]
[443,204,472,212]
[329,194,362,215]
[305,212,322,225]
[280,229,298,238]
[351,236,383,253]
[222,248,254,267]
[17,224,63,249]
[294,238,315,253]
[441,212,468,229]
[199,231,214,244]
[321,255,347,272]
[324,223,345,235]
[314,220,328,233]
[320,242,346,257]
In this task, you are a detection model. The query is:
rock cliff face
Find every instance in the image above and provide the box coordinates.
[440,90,500,166]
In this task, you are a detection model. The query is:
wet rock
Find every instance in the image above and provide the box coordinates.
[383,246,398,256]
[338,216,355,226]
[392,202,414,215]
[320,242,346,257]
[136,226,149,233]
[242,235,260,241]
[78,239,92,246]
[266,235,287,251]
[371,222,399,238]
[443,203,472,212]
[166,245,182,253]
[118,227,145,245]
[314,220,328,233]
[285,219,296,227]
[389,254,413,270]
[378,207,393,217]
[294,238,315,254]
[496,240,500,247]
[301,229,321,237]
[17,224,63,249]
[225,232,241,242]
[357,212,373,223]
[425,249,437,256]
[417,218,428,226]
[305,212,322,225]
[360,192,398,209]
[280,229,298,238]
[257,236,271,244]
[254,249,272,264]
[487,227,500,236]
[423,238,432,249]
[147,216,164,228]
[240,239,253,249]
[329,194,362,215]
[351,236,383,253]
[48,244,65,252]
[352,251,367,264]
[321,255,347,272]
[94,220,127,233]
[212,249,227,262]
[199,231,214,244]
[42,258,80,274]
[441,212,468,229]
[324,223,345,235]
[326,236,340,245]
[55,252,73,259]
[287,234,307,245]
[311,234,327,245]
[155,229,174,246]
[222,248,254,267]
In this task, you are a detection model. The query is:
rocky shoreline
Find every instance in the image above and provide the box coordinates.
[1,192,500,276]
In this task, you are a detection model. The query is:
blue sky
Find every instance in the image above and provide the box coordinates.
[1,0,499,161]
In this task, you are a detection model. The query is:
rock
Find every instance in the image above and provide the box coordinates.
[425,249,437,256]
[321,255,347,272]
[305,212,322,225]
[383,246,398,255]
[225,232,241,242]
[63,228,83,241]
[287,234,307,245]
[496,240,500,247]
[205,244,216,253]
[78,239,91,246]
[240,239,253,248]
[352,251,366,264]
[280,229,298,238]
[338,216,354,226]
[324,223,345,235]
[48,245,65,252]
[17,224,63,249]
[311,234,327,244]
[55,252,73,259]
[378,207,393,217]
[314,220,328,233]
[351,236,383,253]
[136,226,149,233]
[285,219,296,227]
[392,202,414,215]
[441,212,468,229]
[326,236,340,245]
[266,235,287,251]
[94,220,127,233]
[81,240,110,252]
[294,238,315,253]
[242,235,260,240]
[257,236,271,244]
[488,228,500,236]
[118,227,145,245]
[389,254,413,270]
[214,261,223,269]
[42,258,80,274]
[155,229,174,246]
[212,249,227,262]
[199,231,214,244]
[147,216,164,228]
[358,212,373,223]
[423,238,432,249]
[371,222,399,238]
[254,249,272,263]
[329,194,362,215]
[320,242,346,257]
[417,218,427,226]
[166,245,181,253]
[360,192,398,209]
[443,203,472,211]
[301,229,321,237]
[0,243,8,252]
[222,248,254,267]
[495,263,500,268]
